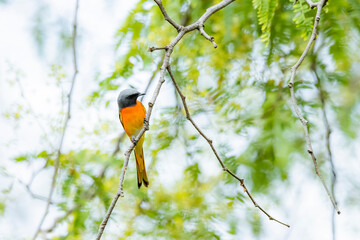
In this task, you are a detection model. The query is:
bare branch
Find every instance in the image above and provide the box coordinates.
[96,1,236,239]
[154,0,233,48]
[313,65,338,239]
[32,1,80,239]
[167,66,289,228]
[199,25,217,48]
[153,0,181,31]
[184,0,235,47]
[288,0,340,214]
[17,178,52,203]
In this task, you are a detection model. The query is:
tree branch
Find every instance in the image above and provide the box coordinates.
[313,65,338,240]
[287,0,340,214]
[17,175,56,204]
[153,0,181,31]
[95,1,236,239]
[167,66,289,228]
[32,1,80,239]
[199,25,217,48]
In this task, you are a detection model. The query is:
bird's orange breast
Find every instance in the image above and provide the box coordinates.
[120,100,146,138]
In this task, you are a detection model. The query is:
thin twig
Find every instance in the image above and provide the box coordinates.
[32,1,80,239]
[17,177,56,204]
[14,163,51,203]
[313,65,338,240]
[153,0,181,31]
[199,25,217,48]
[167,66,289,228]
[148,46,168,52]
[288,0,340,214]
[95,1,236,239]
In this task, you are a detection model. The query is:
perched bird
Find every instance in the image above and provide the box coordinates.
[117,89,149,188]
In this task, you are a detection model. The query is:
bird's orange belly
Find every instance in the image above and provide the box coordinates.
[120,101,146,138]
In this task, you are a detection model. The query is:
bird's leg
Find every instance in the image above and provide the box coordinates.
[131,136,136,144]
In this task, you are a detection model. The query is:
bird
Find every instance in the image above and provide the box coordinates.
[117,89,149,188]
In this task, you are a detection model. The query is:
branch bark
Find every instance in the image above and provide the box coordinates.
[167,66,289,228]
[32,1,80,239]
[288,0,340,214]
[95,1,236,239]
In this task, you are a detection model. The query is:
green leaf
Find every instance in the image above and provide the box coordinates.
[37,150,47,158]
[0,202,5,216]
[14,155,27,162]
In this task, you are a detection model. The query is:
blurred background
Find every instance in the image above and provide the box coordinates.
[0,0,359,239]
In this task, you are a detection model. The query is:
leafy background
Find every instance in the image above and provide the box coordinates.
[0,0,360,239]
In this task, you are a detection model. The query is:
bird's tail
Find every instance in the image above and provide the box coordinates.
[134,136,149,188]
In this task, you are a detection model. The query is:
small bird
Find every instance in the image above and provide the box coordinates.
[117,89,149,188]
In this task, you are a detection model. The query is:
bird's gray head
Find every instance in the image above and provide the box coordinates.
[117,89,145,109]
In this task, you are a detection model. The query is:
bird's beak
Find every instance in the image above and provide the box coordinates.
[139,93,145,96]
